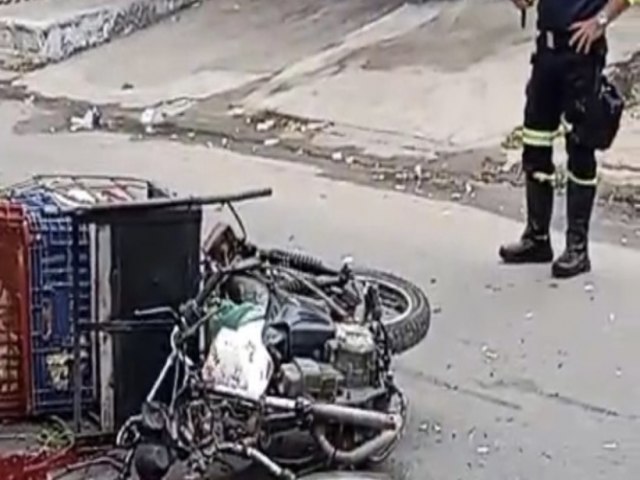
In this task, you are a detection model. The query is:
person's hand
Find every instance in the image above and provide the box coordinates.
[511,0,534,10]
[569,16,606,54]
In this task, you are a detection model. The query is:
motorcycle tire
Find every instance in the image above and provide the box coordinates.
[351,268,431,355]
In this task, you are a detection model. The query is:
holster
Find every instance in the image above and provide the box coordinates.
[570,75,625,151]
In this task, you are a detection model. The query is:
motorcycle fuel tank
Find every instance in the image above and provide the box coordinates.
[202,319,273,401]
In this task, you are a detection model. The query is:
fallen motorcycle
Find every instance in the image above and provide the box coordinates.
[115,201,431,480]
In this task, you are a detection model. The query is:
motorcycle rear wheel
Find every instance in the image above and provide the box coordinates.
[351,268,430,355]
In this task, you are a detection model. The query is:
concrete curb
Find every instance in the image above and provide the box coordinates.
[0,0,199,70]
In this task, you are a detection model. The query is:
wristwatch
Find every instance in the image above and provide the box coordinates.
[596,10,610,28]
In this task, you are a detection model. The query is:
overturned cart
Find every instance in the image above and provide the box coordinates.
[68,186,431,480]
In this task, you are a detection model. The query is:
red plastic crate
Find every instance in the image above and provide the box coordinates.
[0,447,77,480]
[0,201,32,418]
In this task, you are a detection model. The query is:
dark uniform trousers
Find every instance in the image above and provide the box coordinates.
[522,31,606,186]
[500,30,611,276]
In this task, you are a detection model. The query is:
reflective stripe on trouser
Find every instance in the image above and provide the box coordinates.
[567,170,598,187]
[522,127,556,147]
[531,171,557,184]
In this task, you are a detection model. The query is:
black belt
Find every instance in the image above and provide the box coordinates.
[537,30,606,53]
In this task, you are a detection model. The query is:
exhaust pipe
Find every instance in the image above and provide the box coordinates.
[212,386,400,431]
[309,404,399,431]
[312,424,399,466]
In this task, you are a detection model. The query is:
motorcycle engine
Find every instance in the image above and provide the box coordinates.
[327,323,377,389]
[276,322,378,402]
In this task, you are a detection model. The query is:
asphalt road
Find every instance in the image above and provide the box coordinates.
[1,99,640,479]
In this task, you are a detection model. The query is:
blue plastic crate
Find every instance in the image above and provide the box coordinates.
[15,190,95,415]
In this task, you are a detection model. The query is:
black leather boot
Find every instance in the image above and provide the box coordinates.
[552,180,596,279]
[499,174,554,264]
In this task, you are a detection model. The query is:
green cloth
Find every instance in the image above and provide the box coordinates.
[204,299,265,345]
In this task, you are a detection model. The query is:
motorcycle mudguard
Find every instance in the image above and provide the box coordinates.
[202,319,273,400]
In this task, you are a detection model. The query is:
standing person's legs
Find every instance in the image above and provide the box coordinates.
[500,48,562,264]
[552,50,605,278]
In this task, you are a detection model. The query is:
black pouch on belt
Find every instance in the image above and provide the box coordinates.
[572,75,625,151]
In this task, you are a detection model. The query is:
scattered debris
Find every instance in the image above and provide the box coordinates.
[464,182,474,197]
[525,311,534,321]
[541,451,553,461]
[331,151,344,162]
[256,119,276,132]
[602,441,619,451]
[228,106,245,117]
[140,107,166,133]
[608,313,616,324]
[221,137,229,148]
[584,282,595,294]
[263,137,280,147]
[476,445,490,455]
[502,125,523,150]
[121,82,134,90]
[467,427,476,442]
[417,420,443,436]
[481,344,499,362]
[70,106,102,132]
[620,235,628,246]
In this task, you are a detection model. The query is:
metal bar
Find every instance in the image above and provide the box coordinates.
[69,188,273,218]
[78,319,176,332]
[72,218,82,433]
[146,351,178,402]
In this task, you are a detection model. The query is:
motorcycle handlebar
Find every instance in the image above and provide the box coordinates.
[133,306,179,321]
